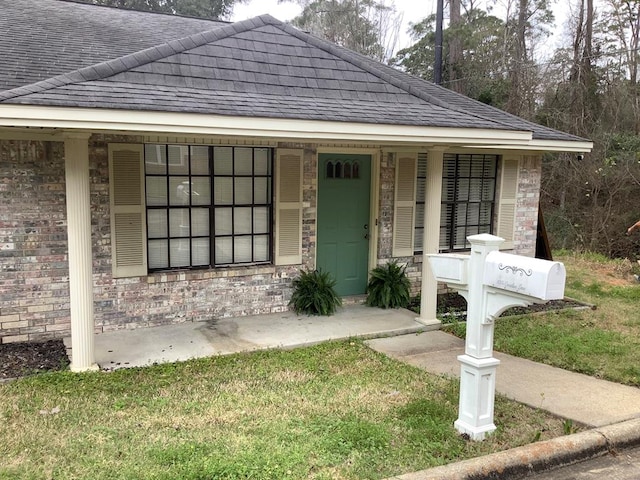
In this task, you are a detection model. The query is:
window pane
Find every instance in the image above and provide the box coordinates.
[215,237,232,264]
[455,204,467,226]
[213,147,233,175]
[467,225,480,236]
[234,237,252,263]
[145,145,166,174]
[170,209,190,237]
[235,148,253,175]
[469,179,483,201]
[416,177,426,203]
[479,203,492,224]
[417,154,427,177]
[253,207,269,234]
[235,178,253,204]
[414,227,423,252]
[254,148,270,175]
[454,227,467,249]
[148,239,168,269]
[170,238,190,267]
[484,158,497,175]
[147,210,167,238]
[457,155,471,177]
[215,208,232,235]
[415,203,425,229]
[254,235,269,262]
[441,177,455,202]
[441,204,453,226]
[191,146,209,175]
[467,203,480,225]
[191,177,211,205]
[470,160,485,177]
[170,177,191,205]
[234,207,252,234]
[439,226,449,251]
[482,181,495,201]
[457,178,470,201]
[168,145,189,175]
[146,177,167,206]
[443,156,456,176]
[214,177,233,205]
[192,208,210,236]
[192,238,210,266]
[254,177,268,204]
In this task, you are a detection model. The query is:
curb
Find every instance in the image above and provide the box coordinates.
[385,417,640,480]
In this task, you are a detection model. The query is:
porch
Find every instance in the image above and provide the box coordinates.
[64,304,439,371]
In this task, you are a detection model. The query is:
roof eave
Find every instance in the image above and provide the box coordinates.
[464,139,593,153]
[0,105,545,147]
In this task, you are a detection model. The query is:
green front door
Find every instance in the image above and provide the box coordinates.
[317,154,371,296]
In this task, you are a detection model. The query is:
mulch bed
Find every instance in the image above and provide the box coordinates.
[0,340,69,381]
[434,292,591,321]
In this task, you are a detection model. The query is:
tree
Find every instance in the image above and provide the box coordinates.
[81,0,244,20]
[286,0,402,62]
[392,8,509,108]
[448,0,464,93]
[503,0,554,118]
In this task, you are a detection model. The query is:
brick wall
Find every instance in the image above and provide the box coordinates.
[0,141,70,343]
[512,155,542,257]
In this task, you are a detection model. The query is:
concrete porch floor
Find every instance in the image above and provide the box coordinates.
[65,305,437,371]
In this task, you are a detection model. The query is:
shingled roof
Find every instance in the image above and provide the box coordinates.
[0,0,586,144]
[0,0,225,91]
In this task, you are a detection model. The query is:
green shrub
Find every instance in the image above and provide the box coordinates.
[289,269,342,316]
[366,261,411,309]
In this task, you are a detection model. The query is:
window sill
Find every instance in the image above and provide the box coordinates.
[147,264,276,283]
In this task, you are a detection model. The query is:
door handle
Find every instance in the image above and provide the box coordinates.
[364,233,369,240]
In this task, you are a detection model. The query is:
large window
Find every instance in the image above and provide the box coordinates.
[415,153,498,253]
[145,145,273,270]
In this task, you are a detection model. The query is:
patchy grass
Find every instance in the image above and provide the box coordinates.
[0,341,565,480]
[444,251,640,386]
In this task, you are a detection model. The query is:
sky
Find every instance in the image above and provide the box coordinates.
[231,0,573,56]
[232,0,439,54]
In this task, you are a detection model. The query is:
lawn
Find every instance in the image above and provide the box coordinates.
[445,251,640,386]
[0,340,566,480]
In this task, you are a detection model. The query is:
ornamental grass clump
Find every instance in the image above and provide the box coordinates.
[289,269,342,316]
[366,261,411,309]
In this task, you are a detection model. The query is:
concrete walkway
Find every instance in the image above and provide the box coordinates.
[76,305,435,370]
[366,331,640,428]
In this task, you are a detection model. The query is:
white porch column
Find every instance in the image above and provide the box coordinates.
[419,148,444,324]
[64,132,98,372]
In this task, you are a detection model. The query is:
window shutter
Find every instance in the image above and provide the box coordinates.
[392,153,418,257]
[496,157,519,250]
[275,149,303,265]
[109,144,147,277]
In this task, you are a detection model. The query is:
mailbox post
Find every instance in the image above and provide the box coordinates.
[428,233,566,441]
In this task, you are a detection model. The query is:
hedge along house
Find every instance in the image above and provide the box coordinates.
[0,0,591,371]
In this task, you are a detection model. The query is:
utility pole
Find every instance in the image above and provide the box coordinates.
[434,0,444,84]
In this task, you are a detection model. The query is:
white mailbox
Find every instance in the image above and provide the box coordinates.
[427,254,469,285]
[483,251,566,301]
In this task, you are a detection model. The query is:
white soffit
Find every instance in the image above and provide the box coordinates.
[0,105,536,146]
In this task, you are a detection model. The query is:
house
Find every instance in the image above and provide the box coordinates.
[0,0,592,371]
